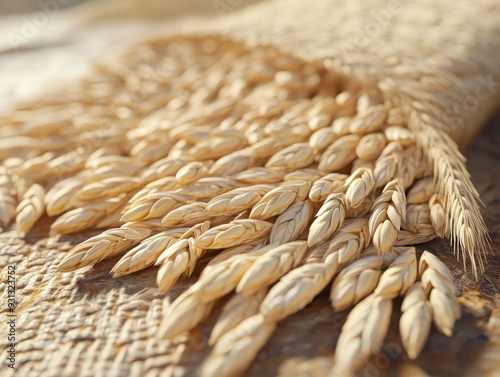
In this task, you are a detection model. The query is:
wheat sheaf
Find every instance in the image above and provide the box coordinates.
[0,26,492,376]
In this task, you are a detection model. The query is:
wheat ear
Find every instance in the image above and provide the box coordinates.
[333,247,417,374]
[201,314,276,377]
[419,251,460,336]
[15,183,46,236]
[308,173,348,202]
[57,223,152,272]
[209,288,268,345]
[111,227,189,277]
[369,179,407,255]
[307,193,345,247]
[399,282,432,360]
[0,175,17,230]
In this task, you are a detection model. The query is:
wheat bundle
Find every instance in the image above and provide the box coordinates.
[1,0,499,375]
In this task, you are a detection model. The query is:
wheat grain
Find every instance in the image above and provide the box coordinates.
[57,223,152,272]
[384,126,415,147]
[209,288,268,345]
[369,179,406,255]
[309,127,338,152]
[175,161,211,184]
[333,247,417,374]
[373,141,404,188]
[399,282,432,360]
[237,241,308,295]
[206,184,275,217]
[201,314,276,377]
[75,177,141,202]
[0,175,17,229]
[270,200,313,244]
[318,134,360,171]
[174,177,241,199]
[250,181,311,219]
[344,167,375,209]
[230,167,285,184]
[195,219,273,249]
[139,157,191,183]
[307,194,345,247]
[355,132,387,161]
[330,255,383,311]
[45,177,86,216]
[331,116,352,136]
[15,183,46,236]
[111,227,189,277]
[428,194,447,238]
[209,148,254,176]
[283,169,325,183]
[50,195,130,235]
[308,173,347,202]
[407,177,435,204]
[419,251,460,337]
[121,192,191,222]
[349,104,387,134]
[265,142,315,171]
[159,245,272,338]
